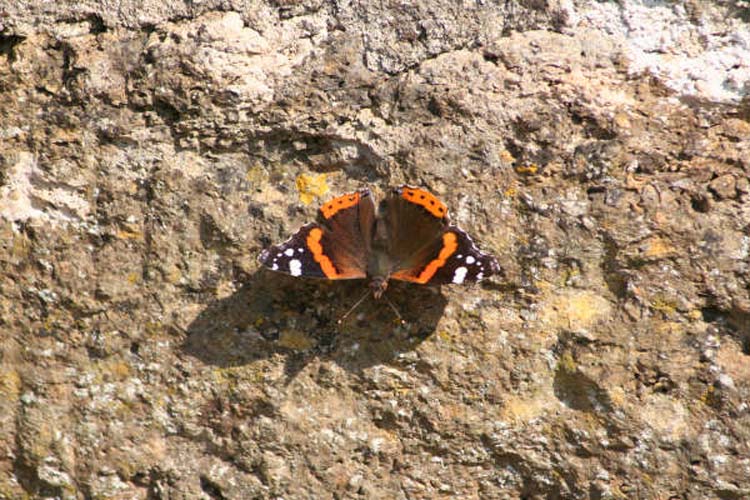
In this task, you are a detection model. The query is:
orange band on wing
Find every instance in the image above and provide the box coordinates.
[400,187,447,218]
[320,192,360,219]
[393,232,458,284]
[306,227,340,278]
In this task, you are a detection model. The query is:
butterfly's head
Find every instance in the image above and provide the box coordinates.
[369,276,389,299]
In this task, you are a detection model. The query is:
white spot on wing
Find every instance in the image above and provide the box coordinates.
[297,248,304,253]
[284,248,295,257]
[289,259,302,276]
[452,266,468,284]
[272,264,278,271]
[466,255,476,264]
[476,272,484,280]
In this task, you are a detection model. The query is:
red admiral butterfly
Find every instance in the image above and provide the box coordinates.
[259,186,499,308]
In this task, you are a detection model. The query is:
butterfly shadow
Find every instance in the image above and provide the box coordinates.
[181,270,448,379]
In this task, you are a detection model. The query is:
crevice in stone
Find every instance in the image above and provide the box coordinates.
[200,475,227,500]
[0,33,25,63]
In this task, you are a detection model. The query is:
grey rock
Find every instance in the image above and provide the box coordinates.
[1,1,749,498]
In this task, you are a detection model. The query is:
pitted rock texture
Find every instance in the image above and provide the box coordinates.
[1,1,749,498]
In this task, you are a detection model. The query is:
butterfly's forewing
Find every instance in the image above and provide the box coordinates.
[376,186,448,273]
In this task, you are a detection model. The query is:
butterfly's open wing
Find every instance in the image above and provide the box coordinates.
[390,225,500,284]
[259,189,375,279]
[379,185,499,285]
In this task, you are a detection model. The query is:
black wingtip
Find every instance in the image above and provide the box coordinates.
[487,256,504,280]
[489,256,501,275]
[258,248,271,265]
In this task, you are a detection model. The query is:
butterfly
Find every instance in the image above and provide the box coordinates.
[259,186,499,320]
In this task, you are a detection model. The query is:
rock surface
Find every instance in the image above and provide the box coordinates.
[1,1,749,498]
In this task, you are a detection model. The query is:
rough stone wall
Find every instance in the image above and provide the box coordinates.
[1,0,749,498]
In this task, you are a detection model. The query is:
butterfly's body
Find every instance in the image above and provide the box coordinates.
[259,186,499,301]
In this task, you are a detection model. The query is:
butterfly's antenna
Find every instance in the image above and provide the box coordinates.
[382,295,405,324]
[337,289,371,324]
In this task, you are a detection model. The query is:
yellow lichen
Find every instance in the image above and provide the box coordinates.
[686,309,702,321]
[608,386,626,407]
[655,321,682,336]
[557,351,577,374]
[0,368,21,398]
[641,236,676,260]
[559,266,581,286]
[278,329,315,350]
[116,226,143,240]
[163,264,182,284]
[435,330,453,343]
[246,163,268,186]
[213,365,265,386]
[700,385,719,407]
[295,173,329,205]
[144,321,164,337]
[11,233,30,259]
[0,482,30,500]
[541,290,612,331]
[109,361,131,379]
[96,359,131,381]
[650,296,677,316]
[501,391,553,422]
[515,164,539,175]
[499,149,516,163]
[613,112,631,130]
